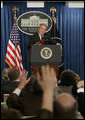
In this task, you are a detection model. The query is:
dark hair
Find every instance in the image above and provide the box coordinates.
[60,69,77,86]
[8,69,20,81]
[53,99,78,119]
[72,84,77,98]
[1,108,22,119]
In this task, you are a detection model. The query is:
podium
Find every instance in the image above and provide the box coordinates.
[31,45,62,78]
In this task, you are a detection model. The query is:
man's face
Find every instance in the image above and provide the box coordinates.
[38,25,47,35]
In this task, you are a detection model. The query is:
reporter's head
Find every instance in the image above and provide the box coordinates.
[2,68,11,81]
[53,93,78,119]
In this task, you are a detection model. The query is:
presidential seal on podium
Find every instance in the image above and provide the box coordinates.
[40,47,52,59]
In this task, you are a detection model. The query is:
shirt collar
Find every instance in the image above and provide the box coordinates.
[38,33,44,40]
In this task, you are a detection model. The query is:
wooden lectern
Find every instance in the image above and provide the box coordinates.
[31,45,62,78]
[31,65,59,78]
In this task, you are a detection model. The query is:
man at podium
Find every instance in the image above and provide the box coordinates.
[28,23,62,78]
[28,23,62,53]
[29,23,55,47]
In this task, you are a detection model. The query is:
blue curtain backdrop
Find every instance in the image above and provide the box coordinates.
[1,2,84,83]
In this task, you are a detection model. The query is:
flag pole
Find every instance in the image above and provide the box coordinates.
[12,6,19,21]
[50,7,56,37]
[12,7,19,70]
[5,6,23,71]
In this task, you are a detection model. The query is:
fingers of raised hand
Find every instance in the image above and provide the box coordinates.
[36,72,42,85]
[41,65,50,79]
[27,77,31,83]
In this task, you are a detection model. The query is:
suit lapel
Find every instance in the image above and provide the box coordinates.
[36,33,41,42]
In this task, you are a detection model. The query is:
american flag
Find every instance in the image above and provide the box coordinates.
[5,20,23,72]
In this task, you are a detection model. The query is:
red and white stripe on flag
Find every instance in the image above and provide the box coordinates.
[5,40,23,72]
[5,21,23,72]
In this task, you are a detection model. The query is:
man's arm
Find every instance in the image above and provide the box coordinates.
[6,70,30,109]
[37,65,57,119]
[28,33,40,48]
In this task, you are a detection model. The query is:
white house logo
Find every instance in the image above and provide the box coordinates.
[17,11,52,35]
[40,47,52,59]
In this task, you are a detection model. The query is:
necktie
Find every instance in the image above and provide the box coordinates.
[41,35,44,45]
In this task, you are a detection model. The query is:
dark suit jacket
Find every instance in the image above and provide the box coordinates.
[1,81,19,102]
[28,32,54,64]
[77,92,84,118]
[28,32,55,49]
[6,88,42,116]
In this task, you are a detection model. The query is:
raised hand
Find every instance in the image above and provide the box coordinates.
[77,80,84,88]
[36,65,57,112]
[18,70,30,90]
[37,65,57,92]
